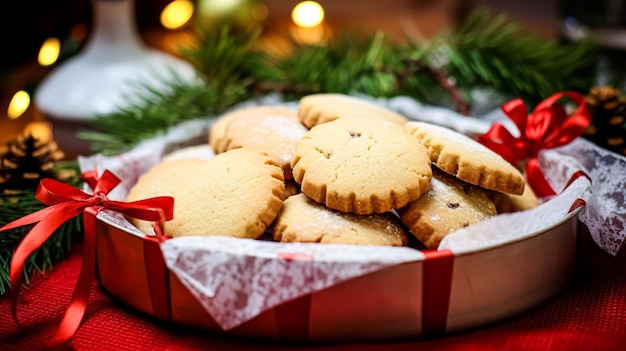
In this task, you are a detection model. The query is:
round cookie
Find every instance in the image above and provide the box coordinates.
[162,144,215,162]
[404,121,525,195]
[209,105,301,152]
[291,117,432,215]
[273,193,409,246]
[397,169,497,249]
[209,105,307,179]
[298,93,408,129]
[125,148,285,239]
[487,183,538,213]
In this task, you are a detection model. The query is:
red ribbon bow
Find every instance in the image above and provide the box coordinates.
[478,91,590,198]
[0,169,174,347]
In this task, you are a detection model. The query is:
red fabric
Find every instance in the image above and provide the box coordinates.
[2,228,626,351]
[0,170,174,347]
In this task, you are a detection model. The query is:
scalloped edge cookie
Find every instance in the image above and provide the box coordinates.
[397,168,497,249]
[273,193,409,246]
[126,148,285,239]
[209,105,307,179]
[404,121,525,195]
[298,93,408,128]
[292,117,432,214]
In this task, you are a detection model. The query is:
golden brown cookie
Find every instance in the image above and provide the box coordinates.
[404,121,525,195]
[298,93,408,129]
[125,148,285,239]
[487,184,538,214]
[291,117,432,214]
[397,169,497,249]
[162,144,215,162]
[273,193,409,246]
[209,105,301,152]
[209,105,307,179]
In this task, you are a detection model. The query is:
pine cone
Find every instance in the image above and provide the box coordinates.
[584,86,626,156]
[0,134,65,191]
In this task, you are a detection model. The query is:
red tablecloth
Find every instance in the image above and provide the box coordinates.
[2,229,626,351]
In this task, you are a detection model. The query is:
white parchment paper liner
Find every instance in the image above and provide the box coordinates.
[79,95,625,330]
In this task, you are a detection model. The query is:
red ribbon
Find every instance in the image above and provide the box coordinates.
[478,91,590,198]
[0,169,174,347]
[422,249,454,335]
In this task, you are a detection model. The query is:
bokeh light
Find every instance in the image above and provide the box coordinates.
[7,90,30,119]
[292,1,324,28]
[38,37,60,66]
[23,121,53,143]
[161,0,195,29]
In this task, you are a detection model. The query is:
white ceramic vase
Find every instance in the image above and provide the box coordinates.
[34,0,196,157]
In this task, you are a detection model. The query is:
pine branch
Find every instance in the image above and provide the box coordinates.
[0,189,82,295]
[264,31,410,98]
[80,8,599,155]
[433,8,598,104]
[0,161,83,295]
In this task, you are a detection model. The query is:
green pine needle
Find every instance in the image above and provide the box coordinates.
[0,161,83,295]
[0,190,82,295]
[80,8,598,155]
[434,8,598,104]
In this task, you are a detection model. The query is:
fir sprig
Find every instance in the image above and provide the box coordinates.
[434,8,598,104]
[268,31,413,97]
[0,162,82,295]
[81,8,598,155]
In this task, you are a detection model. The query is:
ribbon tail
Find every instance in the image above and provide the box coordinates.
[47,207,99,347]
[0,204,67,233]
[9,206,84,329]
[526,157,556,198]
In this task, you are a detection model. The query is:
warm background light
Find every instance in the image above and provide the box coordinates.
[292,1,324,28]
[23,121,53,143]
[160,0,195,29]
[198,0,244,17]
[38,37,60,66]
[7,90,30,119]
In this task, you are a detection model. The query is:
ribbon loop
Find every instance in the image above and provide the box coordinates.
[478,91,590,198]
[0,170,174,347]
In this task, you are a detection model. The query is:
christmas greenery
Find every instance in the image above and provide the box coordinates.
[428,10,597,104]
[0,193,81,295]
[0,161,82,295]
[80,8,599,155]
[0,134,82,294]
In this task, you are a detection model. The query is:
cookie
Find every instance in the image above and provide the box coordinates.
[125,148,285,239]
[273,193,409,246]
[298,93,408,129]
[209,105,307,179]
[404,121,525,195]
[291,117,432,214]
[397,169,497,249]
[162,144,215,162]
[487,184,538,213]
[209,105,301,152]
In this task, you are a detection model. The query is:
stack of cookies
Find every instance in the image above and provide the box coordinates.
[126,94,537,249]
